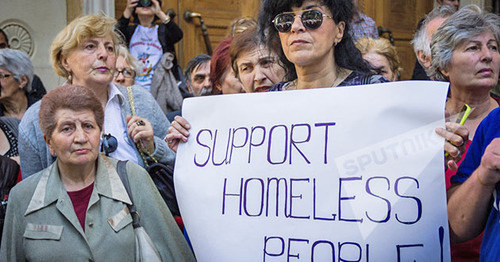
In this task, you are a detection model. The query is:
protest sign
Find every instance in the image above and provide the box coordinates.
[175,81,451,261]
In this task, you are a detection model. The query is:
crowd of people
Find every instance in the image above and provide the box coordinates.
[0,0,499,260]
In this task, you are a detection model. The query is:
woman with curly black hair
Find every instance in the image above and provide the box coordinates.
[258,0,387,91]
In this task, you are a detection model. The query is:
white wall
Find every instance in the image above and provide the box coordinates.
[0,0,67,91]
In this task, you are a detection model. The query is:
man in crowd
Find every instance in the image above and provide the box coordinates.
[184,54,212,97]
[350,0,378,42]
[411,5,455,80]
[411,1,459,79]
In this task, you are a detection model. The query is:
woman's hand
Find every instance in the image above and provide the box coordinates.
[151,0,163,17]
[435,122,469,171]
[165,116,191,153]
[127,115,155,154]
[123,0,138,19]
[476,138,500,186]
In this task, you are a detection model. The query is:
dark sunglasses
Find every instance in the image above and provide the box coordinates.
[101,133,118,156]
[273,9,332,33]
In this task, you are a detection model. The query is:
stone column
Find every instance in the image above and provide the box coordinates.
[82,0,115,16]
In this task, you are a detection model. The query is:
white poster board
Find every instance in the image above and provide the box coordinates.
[175,81,451,262]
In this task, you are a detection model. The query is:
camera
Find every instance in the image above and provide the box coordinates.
[137,0,152,7]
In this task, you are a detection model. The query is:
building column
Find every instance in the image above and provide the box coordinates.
[82,0,115,16]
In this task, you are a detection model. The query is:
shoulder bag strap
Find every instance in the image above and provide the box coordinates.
[125,87,159,167]
[117,160,141,228]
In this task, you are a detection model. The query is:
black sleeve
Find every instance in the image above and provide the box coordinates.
[117,15,133,45]
[411,61,430,80]
[158,22,184,80]
[162,21,183,46]
[30,75,46,102]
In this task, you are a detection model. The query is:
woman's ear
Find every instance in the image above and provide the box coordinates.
[43,134,55,156]
[336,21,346,42]
[19,75,28,89]
[61,55,71,72]
[440,68,450,79]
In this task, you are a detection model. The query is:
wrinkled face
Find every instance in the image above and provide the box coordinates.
[0,68,26,101]
[113,56,135,87]
[363,52,397,81]
[188,61,212,96]
[277,0,344,68]
[62,35,116,88]
[45,109,101,169]
[236,46,285,93]
[217,66,244,94]
[443,32,499,91]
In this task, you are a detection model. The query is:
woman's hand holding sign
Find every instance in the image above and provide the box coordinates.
[166,115,191,152]
[435,122,469,171]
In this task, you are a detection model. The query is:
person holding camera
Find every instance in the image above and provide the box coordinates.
[117,0,183,92]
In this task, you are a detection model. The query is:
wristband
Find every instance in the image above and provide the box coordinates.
[162,16,170,24]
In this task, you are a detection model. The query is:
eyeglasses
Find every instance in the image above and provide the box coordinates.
[272,9,332,33]
[113,69,136,79]
[0,73,12,81]
[101,133,118,156]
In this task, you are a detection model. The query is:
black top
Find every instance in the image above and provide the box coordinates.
[0,117,20,157]
[269,71,388,92]
[411,61,430,80]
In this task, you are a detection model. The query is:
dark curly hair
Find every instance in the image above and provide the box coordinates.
[258,0,372,81]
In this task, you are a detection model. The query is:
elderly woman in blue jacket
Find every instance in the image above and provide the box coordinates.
[18,15,175,178]
[1,85,194,261]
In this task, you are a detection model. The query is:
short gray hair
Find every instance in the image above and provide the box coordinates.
[184,54,211,84]
[429,5,500,81]
[0,49,34,92]
[411,5,455,57]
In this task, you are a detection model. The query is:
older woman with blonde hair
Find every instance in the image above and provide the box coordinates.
[355,37,401,81]
[18,15,175,178]
[113,45,142,87]
[227,17,257,36]
[1,84,194,261]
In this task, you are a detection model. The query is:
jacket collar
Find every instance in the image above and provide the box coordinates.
[25,154,132,216]
[109,83,126,106]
